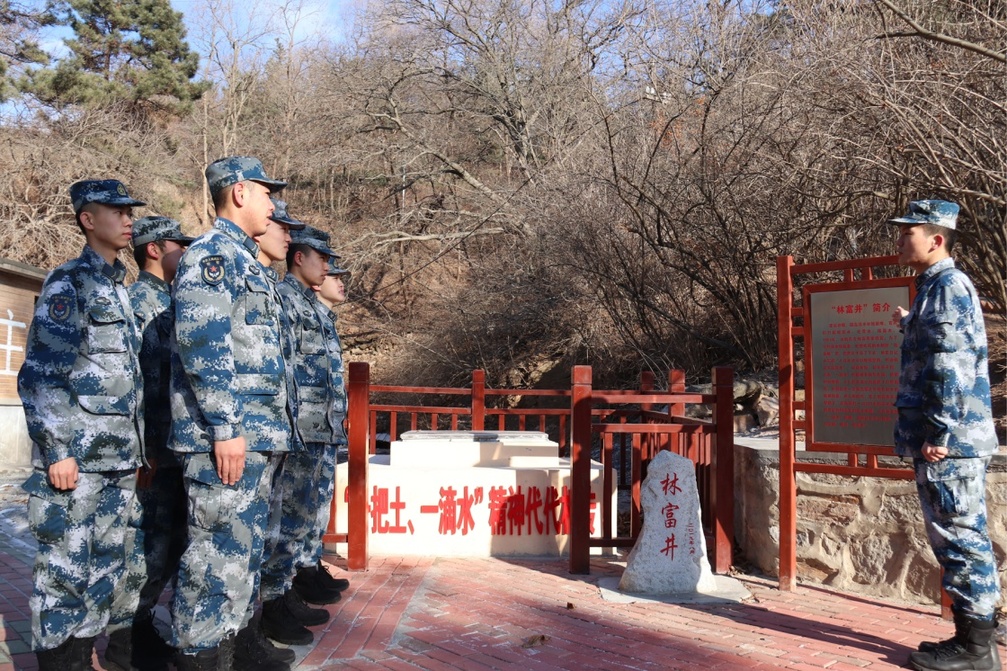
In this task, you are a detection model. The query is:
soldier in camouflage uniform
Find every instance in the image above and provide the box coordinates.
[228,198,308,666]
[259,224,350,647]
[168,157,291,671]
[889,200,1002,671]
[104,217,195,671]
[18,180,146,670]
[292,252,352,604]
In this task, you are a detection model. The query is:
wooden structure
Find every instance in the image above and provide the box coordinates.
[776,255,943,602]
[326,364,736,575]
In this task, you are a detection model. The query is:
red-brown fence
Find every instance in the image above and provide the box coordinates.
[326,363,735,574]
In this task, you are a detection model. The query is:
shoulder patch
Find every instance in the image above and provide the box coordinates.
[48,294,73,322]
[200,255,226,285]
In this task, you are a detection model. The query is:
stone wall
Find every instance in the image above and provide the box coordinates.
[734,437,1007,607]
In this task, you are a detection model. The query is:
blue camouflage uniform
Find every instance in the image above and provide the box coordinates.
[19,244,144,651]
[261,249,346,600]
[169,216,291,653]
[894,251,1000,620]
[120,268,188,624]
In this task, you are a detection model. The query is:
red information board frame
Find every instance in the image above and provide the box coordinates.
[777,255,924,593]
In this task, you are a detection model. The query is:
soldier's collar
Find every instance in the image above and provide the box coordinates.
[214,217,260,256]
[915,257,955,288]
[262,265,278,281]
[283,272,317,301]
[137,270,170,292]
[82,245,127,283]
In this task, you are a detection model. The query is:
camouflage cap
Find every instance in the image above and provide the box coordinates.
[268,198,306,230]
[889,199,959,231]
[290,225,337,257]
[327,257,350,278]
[132,216,196,247]
[205,156,287,199]
[70,179,146,215]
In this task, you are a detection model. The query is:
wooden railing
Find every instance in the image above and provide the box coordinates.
[568,365,734,574]
[326,363,734,574]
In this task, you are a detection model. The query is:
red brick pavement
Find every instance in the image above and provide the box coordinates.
[2,549,1002,670]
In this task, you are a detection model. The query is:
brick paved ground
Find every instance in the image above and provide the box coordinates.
[2,470,1002,670]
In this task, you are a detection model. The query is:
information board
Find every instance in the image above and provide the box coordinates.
[807,281,911,446]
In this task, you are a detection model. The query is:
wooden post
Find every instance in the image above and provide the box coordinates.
[569,365,593,574]
[712,366,734,574]
[347,361,370,570]
[777,255,798,590]
[669,369,685,457]
[471,369,485,432]
[639,370,654,459]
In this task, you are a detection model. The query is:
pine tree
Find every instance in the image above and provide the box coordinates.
[20,0,207,114]
[0,0,53,101]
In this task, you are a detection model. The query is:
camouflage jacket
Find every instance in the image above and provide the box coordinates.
[895,257,997,457]
[169,218,291,454]
[277,273,345,445]
[128,271,177,466]
[325,307,347,445]
[18,245,144,472]
[267,265,303,452]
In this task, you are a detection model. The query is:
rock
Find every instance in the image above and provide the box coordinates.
[619,450,717,594]
[756,396,779,427]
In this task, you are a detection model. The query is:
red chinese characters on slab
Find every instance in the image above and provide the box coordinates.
[656,469,696,561]
[367,484,597,536]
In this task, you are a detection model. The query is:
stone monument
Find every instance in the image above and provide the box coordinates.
[619,449,717,594]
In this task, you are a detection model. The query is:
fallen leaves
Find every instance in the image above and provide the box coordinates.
[521,634,550,648]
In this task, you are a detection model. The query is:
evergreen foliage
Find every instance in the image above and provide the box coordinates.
[20,0,206,113]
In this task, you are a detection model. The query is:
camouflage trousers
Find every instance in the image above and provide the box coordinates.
[109,465,187,630]
[311,443,338,566]
[914,456,1001,620]
[259,443,335,600]
[170,451,278,653]
[23,468,140,651]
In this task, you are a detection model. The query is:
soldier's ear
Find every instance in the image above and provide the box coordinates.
[145,241,161,260]
[78,206,96,232]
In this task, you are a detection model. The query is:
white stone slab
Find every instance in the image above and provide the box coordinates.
[618,449,717,594]
[391,430,559,468]
[331,454,614,557]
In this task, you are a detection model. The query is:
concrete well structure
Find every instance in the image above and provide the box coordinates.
[331,431,615,557]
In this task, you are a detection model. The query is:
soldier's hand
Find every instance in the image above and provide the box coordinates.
[922,442,948,462]
[138,458,158,489]
[893,306,909,324]
[214,437,247,486]
[48,457,79,491]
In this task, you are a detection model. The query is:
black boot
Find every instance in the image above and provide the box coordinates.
[283,588,330,626]
[130,615,174,669]
[292,564,345,605]
[36,638,76,671]
[174,647,220,671]
[909,615,1001,671]
[234,613,295,664]
[103,628,136,671]
[261,595,314,646]
[233,617,292,671]
[71,636,98,671]
[315,561,350,592]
